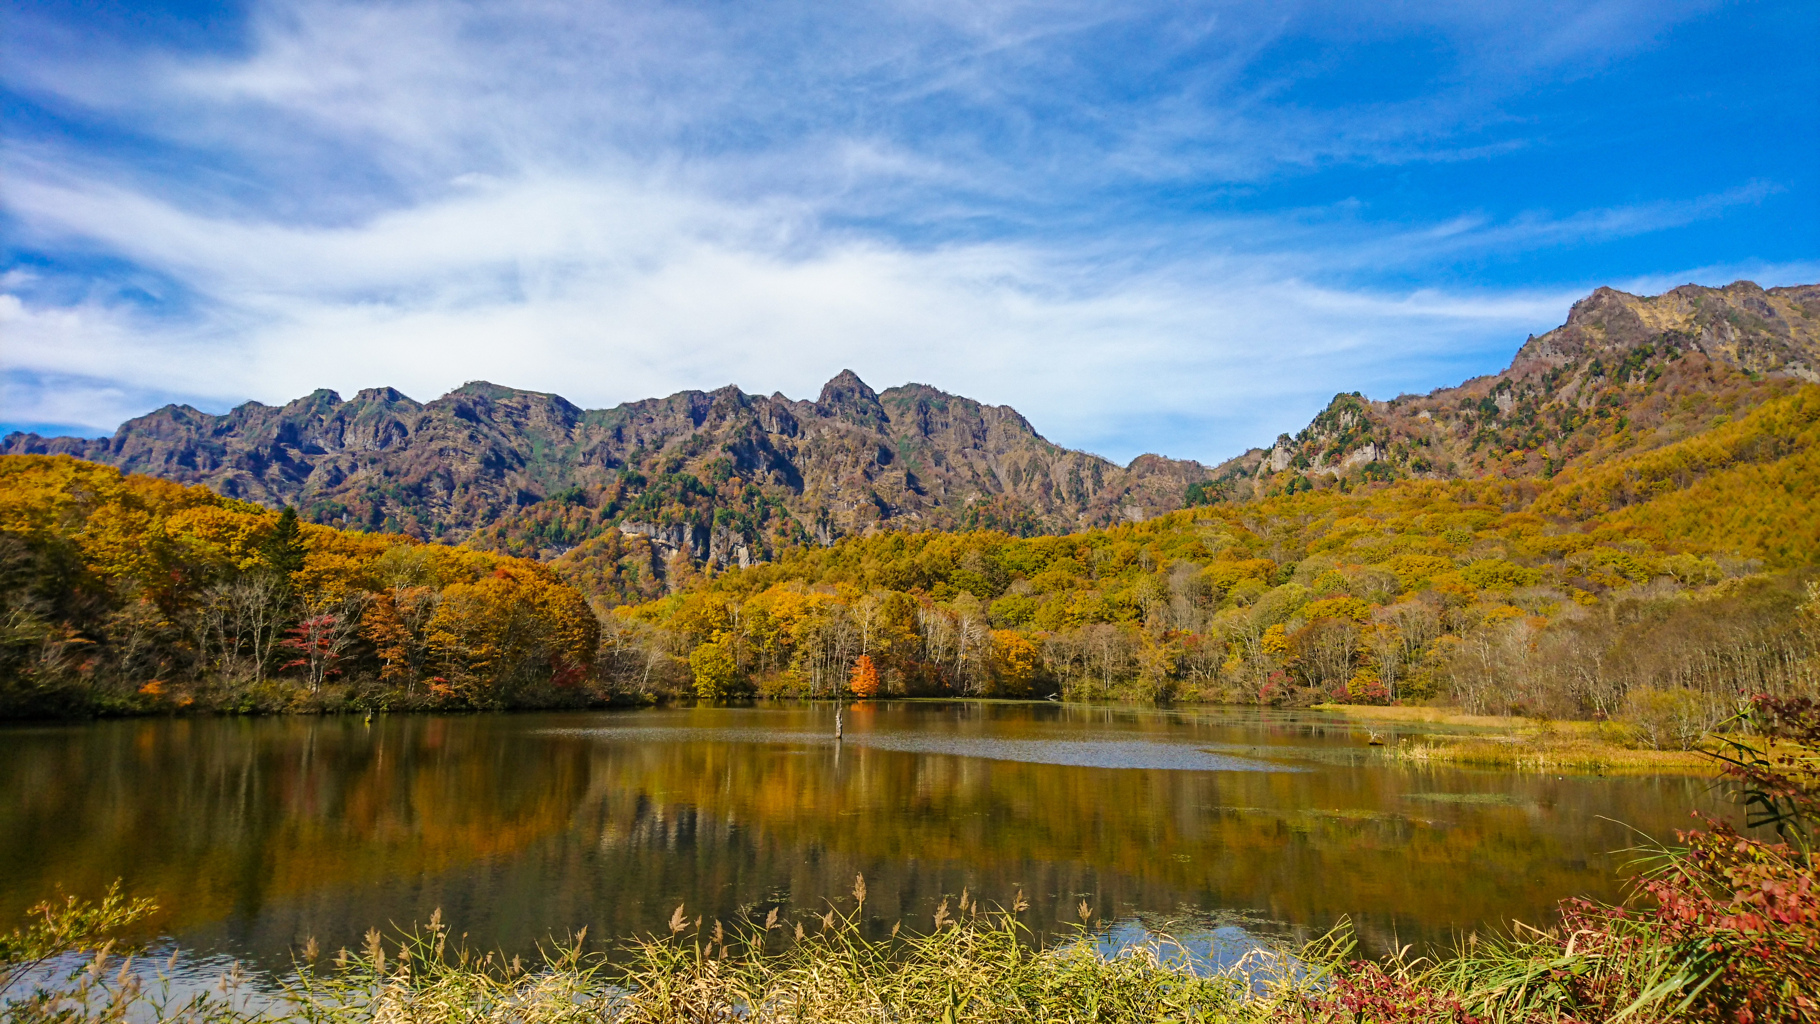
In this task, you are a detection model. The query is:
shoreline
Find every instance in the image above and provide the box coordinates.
[0,696,1753,777]
[1308,703,1713,773]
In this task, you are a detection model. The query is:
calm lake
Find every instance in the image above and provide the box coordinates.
[1,702,1730,975]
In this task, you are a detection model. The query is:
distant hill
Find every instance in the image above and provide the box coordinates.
[2,371,1213,567]
[6,280,1815,604]
[1204,281,1820,499]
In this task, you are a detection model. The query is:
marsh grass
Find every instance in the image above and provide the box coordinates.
[0,882,258,1023]
[8,866,1814,1024]
[603,886,1298,1023]
[1311,704,1713,772]
[1385,731,1710,773]
[0,883,1320,1023]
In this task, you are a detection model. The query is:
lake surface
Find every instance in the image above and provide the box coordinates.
[0,702,1731,975]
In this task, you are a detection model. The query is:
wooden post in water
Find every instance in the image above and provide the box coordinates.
[835,699,844,741]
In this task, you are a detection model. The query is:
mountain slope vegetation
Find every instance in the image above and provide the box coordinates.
[2,374,1214,571]
[7,282,1813,598]
[541,280,1820,610]
[1,281,1817,721]
[0,455,597,716]
[601,384,1820,730]
[1207,281,1819,500]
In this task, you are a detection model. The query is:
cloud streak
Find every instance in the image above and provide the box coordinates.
[2,0,1812,460]
[0,162,1578,459]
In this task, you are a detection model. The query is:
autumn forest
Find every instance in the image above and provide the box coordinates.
[3,283,1818,740]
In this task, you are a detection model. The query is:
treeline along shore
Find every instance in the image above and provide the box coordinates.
[3,388,1818,737]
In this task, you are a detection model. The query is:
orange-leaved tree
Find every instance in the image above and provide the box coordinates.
[849,654,880,697]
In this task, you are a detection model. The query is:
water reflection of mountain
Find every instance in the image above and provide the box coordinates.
[0,705,1721,970]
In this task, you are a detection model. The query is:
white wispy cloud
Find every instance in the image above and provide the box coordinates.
[0,0,1801,461]
[0,163,1577,458]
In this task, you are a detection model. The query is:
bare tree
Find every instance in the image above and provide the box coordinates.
[952,609,991,695]
[795,604,857,698]
[1364,620,1405,700]
[853,592,881,655]
[194,575,290,683]
[1298,618,1360,692]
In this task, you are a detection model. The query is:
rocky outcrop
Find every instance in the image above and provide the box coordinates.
[4,371,1213,556]
[617,521,758,569]
[11,280,1813,561]
[1218,281,1820,490]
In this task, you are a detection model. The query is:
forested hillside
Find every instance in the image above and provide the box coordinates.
[1,373,1214,570]
[7,282,1814,602]
[2,282,1817,722]
[1203,281,1819,500]
[600,386,1820,737]
[0,456,598,716]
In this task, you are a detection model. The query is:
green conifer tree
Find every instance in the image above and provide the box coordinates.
[260,507,307,577]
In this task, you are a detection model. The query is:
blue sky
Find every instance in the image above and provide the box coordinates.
[3,0,1816,464]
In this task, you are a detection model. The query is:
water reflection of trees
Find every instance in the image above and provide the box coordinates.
[0,708,1715,967]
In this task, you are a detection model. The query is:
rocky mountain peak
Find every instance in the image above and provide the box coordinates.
[352,386,420,408]
[4,367,1215,561]
[449,380,510,399]
[815,369,887,429]
[12,281,1806,579]
[1226,280,1820,492]
[280,389,345,415]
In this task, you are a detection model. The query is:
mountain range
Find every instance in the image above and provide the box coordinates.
[1207,280,1819,494]
[7,280,1817,589]
[3,368,1216,564]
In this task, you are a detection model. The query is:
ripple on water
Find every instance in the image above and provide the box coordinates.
[538,727,1297,772]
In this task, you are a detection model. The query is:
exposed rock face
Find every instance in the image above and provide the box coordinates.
[1207,281,1820,493]
[4,372,1212,557]
[617,521,757,569]
[10,280,1814,564]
